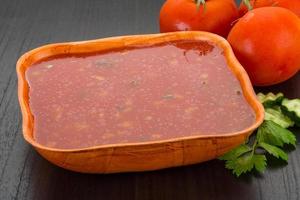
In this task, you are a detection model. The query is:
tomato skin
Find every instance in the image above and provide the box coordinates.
[228,7,300,86]
[159,0,239,37]
[239,0,300,17]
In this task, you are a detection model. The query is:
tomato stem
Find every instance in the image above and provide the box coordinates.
[195,0,206,11]
[243,0,253,11]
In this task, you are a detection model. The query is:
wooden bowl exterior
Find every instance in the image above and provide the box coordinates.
[34,134,249,173]
[17,32,264,173]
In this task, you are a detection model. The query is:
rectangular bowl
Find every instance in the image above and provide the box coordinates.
[17,31,264,173]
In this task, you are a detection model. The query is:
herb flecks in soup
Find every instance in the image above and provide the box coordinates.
[26,40,255,149]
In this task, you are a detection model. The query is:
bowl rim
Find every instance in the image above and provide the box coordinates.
[16,31,264,153]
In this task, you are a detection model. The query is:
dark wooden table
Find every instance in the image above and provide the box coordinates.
[0,0,299,199]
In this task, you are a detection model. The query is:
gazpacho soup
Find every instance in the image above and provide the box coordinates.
[26,40,255,149]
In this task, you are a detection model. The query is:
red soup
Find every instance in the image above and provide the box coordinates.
[26,40,255,149]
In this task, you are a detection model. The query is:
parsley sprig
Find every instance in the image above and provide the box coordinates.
[219,93,299,177]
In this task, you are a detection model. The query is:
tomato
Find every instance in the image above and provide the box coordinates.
[159,0,239,37]
[228,7,300,86]
[239,0,300,17]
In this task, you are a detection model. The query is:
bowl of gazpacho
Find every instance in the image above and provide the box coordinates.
[17,31,264,173]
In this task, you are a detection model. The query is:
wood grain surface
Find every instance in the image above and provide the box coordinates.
[0,0,299,199]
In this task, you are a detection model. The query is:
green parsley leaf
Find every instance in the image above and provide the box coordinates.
[257,121,296,147]
[264,107,294,128]
[219,144,252,161]
[258,142,288,161]
[225,154,266,177]
[219,92,299,177]
[253,155,268,172]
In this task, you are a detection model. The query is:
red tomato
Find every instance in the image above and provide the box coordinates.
[239,0,300,17]
[159,0,239,37]
[228,7,300,86]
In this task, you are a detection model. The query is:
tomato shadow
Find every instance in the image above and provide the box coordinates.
[254,73,300,98]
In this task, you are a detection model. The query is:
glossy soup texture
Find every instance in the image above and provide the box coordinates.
[26,40,255,149]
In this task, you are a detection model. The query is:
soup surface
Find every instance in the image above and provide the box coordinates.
[26,40,255,149]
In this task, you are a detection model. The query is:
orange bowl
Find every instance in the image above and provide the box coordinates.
[16,32,264,173]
